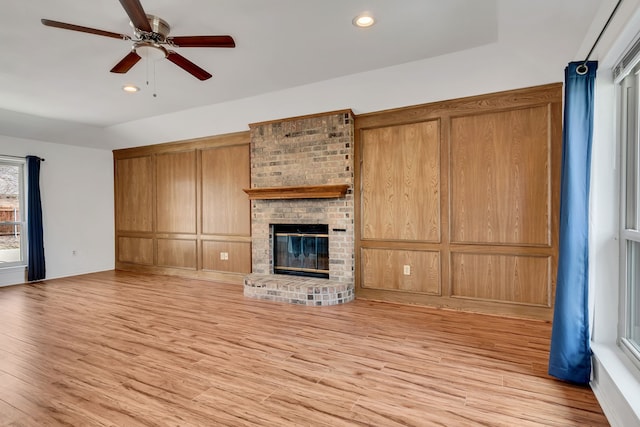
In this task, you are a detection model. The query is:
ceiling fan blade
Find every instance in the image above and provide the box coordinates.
[118,0,151,32]
[41,19,130,40]
[166,51,212,81]
[168,36,235,48]
[110,50,142,73]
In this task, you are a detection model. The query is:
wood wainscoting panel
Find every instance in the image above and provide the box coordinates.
[451,252,551,306]
[202,240,251,273]
[113,131,252,284]
[117,237,153,265]
[361,120,440,242]
[450,106,552,246]
[156,150,197,234]
[361,248,440,294]
[201,145,251,236]
[355,83,562,319]
[157,238,197,270]
[115,156,153,232]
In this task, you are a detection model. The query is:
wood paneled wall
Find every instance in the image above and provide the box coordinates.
[354,84,562,320]
[361,120,441,242]
[113,132,251,284]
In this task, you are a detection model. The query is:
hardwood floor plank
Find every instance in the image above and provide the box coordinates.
[0,271,609,426]
[351,396,505,427]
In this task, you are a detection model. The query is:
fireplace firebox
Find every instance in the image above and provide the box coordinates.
[272,224,329,279]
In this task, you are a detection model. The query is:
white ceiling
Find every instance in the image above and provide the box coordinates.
[0,0,614,142]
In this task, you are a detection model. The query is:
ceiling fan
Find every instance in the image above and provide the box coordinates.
[41,0,235,81]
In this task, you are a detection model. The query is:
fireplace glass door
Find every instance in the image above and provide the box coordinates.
[273,224,329,278]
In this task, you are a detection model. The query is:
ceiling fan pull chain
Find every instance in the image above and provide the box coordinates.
[153,61,158,98]
[146,53,150,88]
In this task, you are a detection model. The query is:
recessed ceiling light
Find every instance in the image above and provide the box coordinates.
[353,14,375,28]
[122,84,140,93]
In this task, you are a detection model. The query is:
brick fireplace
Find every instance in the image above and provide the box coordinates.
[243,110,355,305]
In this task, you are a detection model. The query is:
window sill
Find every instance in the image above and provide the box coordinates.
[0,264,26,272]
[591,342,640,426]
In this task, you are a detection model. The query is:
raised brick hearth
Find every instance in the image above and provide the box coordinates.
[243,110,355,305]
[244,273,354,306]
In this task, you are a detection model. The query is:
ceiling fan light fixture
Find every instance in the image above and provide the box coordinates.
[135,42,167,60]
[122,84,140,93]
[353,14,375,28]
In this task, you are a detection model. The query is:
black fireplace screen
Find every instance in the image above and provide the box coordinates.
[273,224,329,279]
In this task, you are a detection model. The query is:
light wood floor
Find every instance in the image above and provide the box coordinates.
[0,271,608,426]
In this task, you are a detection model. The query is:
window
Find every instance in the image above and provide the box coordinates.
[619,62,640,366]
[0,159,26,267]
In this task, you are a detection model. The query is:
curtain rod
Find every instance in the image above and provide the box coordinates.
[1,155,45,162]
[577,0,623,75]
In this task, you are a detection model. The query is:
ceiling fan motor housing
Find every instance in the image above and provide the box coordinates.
[132,14,170,42]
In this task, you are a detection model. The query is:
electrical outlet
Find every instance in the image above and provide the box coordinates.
[72,250,77,256]
[403,265,411,275]
[220,252,229,260]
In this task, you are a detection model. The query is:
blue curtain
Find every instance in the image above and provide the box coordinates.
[26,156,45,281]
[548,61,597,384]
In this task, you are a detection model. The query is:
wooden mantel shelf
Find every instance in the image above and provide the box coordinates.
[243,184,349,200]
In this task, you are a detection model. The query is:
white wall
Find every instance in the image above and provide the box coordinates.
[0,136,114,286]
[105,41,569,149]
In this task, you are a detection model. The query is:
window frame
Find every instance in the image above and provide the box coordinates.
[0,157,27,268]
[618,64,640,370]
